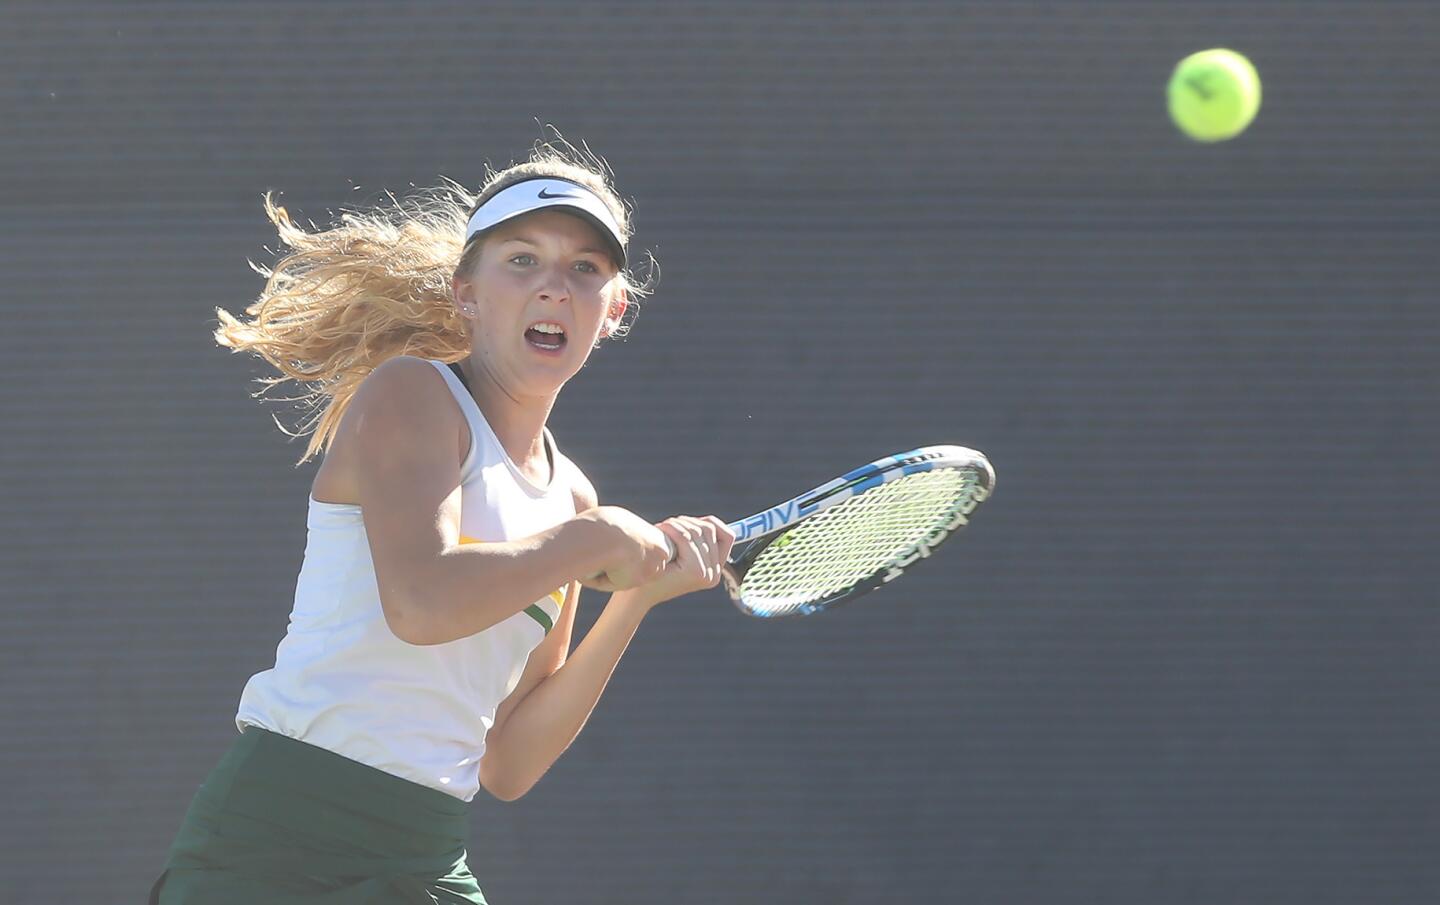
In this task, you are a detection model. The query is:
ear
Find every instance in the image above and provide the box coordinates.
[599,287,628,339]
[451,274,474,319]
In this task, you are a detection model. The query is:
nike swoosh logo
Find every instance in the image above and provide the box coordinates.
[538,187,582,199]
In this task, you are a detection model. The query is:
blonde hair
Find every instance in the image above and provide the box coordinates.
[214,140,648,463]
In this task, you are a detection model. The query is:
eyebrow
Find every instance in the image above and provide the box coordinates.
[499,235,608,256]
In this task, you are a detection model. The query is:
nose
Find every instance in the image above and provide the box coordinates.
[536,265,571,303]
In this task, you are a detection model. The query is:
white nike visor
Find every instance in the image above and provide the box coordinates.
[465,177,626,267]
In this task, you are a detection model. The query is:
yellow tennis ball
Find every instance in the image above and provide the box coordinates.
[1167,48,1261,142]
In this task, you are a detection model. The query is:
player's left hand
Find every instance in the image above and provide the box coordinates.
[630,515,735,608]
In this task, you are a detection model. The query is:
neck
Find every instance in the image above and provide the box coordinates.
[459,357,555,484]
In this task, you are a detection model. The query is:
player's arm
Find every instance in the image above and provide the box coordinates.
[351,357,662,645]
[478,477,733,801]
[477,468,595,800]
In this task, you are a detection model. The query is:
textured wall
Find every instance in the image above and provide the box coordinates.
[1,3,1436,903]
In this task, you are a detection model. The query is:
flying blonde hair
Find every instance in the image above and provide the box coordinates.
[215,140,648,464]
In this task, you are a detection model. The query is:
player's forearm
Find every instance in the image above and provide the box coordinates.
[391,519,610,646]
[478,592,652,801]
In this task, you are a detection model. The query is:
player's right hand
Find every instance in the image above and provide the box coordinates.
[573,505,673,592]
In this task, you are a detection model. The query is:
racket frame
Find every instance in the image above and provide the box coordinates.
[721,445,994,617]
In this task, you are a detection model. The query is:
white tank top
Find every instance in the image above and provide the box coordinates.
[236,358,577,801]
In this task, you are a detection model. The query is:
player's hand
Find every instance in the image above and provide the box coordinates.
[575,506,673,592]
[634,515,737,608]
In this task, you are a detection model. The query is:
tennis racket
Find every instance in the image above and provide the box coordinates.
[713,445,994,618]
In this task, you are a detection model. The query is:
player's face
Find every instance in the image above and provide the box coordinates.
[457,210,623,398]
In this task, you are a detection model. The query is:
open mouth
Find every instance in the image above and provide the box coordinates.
[524,321,568,353]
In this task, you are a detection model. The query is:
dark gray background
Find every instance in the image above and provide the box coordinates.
[1,2,1436,903]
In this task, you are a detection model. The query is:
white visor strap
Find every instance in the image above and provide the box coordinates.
[464,178,626,266]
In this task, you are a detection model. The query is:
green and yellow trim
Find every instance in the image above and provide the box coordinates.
[461,535,566,634]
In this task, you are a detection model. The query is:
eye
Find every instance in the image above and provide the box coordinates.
[509,254,536,266]
[573,260,600,274]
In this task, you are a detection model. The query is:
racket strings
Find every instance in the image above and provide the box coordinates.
[739,468,980,616]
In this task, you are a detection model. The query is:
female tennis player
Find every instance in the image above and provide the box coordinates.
[150,142,734,904]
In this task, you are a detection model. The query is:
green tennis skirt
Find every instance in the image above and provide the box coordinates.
[150,726,486,904]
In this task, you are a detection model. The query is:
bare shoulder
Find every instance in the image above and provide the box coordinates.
[560,452,598,512]
[312,356,465,505]
[352,355,456,411]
